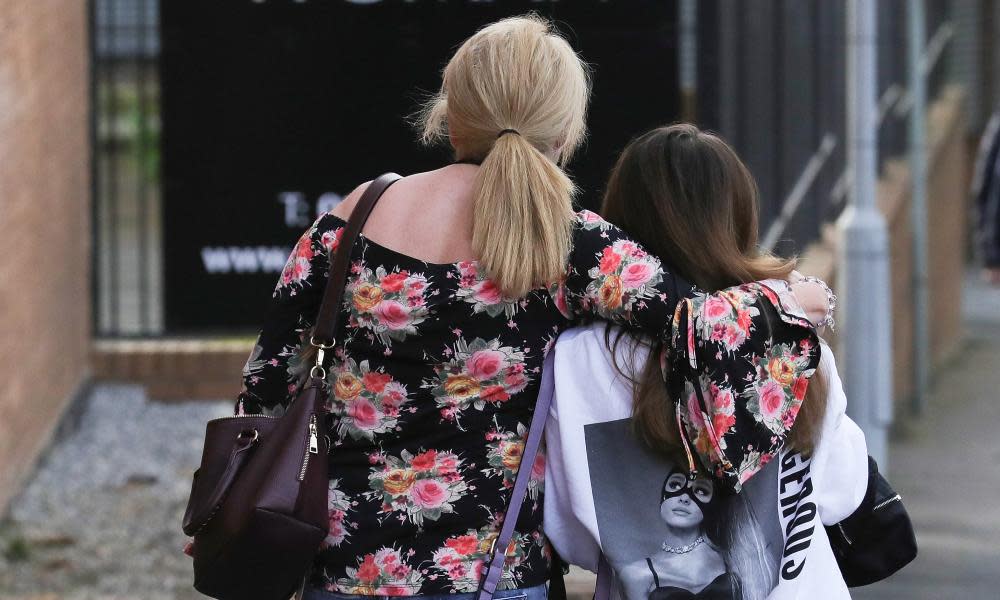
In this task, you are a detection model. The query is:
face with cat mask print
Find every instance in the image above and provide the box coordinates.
[659,468,723,530]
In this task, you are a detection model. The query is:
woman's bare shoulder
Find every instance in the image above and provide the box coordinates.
[330,180,373,220]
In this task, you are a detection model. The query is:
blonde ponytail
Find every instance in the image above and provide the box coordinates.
[473,132,575,297]
[418,14,591,298]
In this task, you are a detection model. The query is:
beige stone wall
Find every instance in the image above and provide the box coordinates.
[0,2,91,513]
[799,86,969,415]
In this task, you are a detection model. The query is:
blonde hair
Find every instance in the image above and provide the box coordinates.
[419,15,591,297]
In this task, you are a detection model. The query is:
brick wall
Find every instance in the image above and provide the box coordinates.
[0,2,90,513]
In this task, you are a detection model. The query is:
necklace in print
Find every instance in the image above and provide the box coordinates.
[661,535,705,554]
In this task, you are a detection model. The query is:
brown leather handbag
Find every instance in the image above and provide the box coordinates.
[182,173,403,600]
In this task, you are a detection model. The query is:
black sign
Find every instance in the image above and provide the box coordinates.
[160,0,679,332]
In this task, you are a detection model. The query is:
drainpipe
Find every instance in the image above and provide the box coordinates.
[838,0,893,471]
[908,0,930,416]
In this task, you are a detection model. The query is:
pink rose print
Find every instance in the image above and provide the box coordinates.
[467,350,506,380]
[410,450,438,472]
[703,295,732,322]
[455,262,520,318]
[530,453,545,481]
[323,479,354,549]
[687,392,707,429]
[736,308,754,332]
[504,364,529,394]
[481,385,510,403]
[792,376,809,400]
[329,358,410,441]
[280,257,311,287]
[348,397,379,430]
[723,323,744,349]
[363,371,393,393]
[321,227,344,252]
[781,405,800,429]
[599,246,622,274]
[375,301,412,330]
[381,271,409,293]
[367,450,467,528]
[620,261,655,289]
[410,479,448,509]
[551,282,570,318]
[382,382,407,408]
[346,265,429,345]
[446,534,479,555]
[759,380,785,419]
[618,241,646,257]
[473,280,503,305]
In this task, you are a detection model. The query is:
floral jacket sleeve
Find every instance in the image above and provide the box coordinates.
[237,213,341,415]
[557,211,822,492]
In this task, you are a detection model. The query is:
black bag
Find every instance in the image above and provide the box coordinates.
[826,456,917,587]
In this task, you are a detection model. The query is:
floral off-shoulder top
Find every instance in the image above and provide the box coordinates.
[237,209,820,596]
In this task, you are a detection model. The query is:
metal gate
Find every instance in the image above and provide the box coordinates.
[91,0,162,337]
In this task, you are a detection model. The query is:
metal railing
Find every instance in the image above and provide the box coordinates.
[761,20,955,252]
[698,0,957,256]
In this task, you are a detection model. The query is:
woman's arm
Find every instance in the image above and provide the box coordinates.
[556,211,831,332]
[236,212,342,415]
[557,211,824,491]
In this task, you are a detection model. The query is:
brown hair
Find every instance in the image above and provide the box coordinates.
[418,14,591,298]
[601,123,826,458]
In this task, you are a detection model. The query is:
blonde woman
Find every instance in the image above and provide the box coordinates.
[232,17,831,600]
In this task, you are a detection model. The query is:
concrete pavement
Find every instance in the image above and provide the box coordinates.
[852,274,1000,599]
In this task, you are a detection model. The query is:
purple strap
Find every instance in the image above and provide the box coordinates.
[595,554,613,600]
[477,350,556,600]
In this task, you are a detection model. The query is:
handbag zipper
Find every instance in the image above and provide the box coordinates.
[873,493,902,512]
[834,493,902,547]
[298,414,319,481]
[213,413,279,421]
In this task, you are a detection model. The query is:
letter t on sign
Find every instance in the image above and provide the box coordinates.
[278,192,310,228]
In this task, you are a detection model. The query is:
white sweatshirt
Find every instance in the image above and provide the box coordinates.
[543,324,869,600]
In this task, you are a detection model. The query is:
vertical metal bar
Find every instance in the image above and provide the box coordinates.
[106,0,120,335]
[679,0,698,122]
[137,0,150,333]
[909,0,929,415]
[89,0,101,336]
[735,1,746,150]
[773,0,785,247]
[839,0,893,471]
[717,0,739,140]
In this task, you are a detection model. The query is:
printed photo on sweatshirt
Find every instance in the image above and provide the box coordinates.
[544,325,864,600]
[586,418,818,600]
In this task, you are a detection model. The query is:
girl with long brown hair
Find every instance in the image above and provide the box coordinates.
[600,123,829,459]
[544,124,868,600]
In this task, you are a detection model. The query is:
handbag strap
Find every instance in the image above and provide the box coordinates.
[477,349,556,600]
[594,554,613,600]
[312,173,402,347]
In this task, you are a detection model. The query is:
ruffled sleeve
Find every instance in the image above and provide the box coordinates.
[669,280,821,492]
[556,211,822,492]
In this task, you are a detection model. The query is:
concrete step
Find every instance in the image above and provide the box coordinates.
[91,338,253,401]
